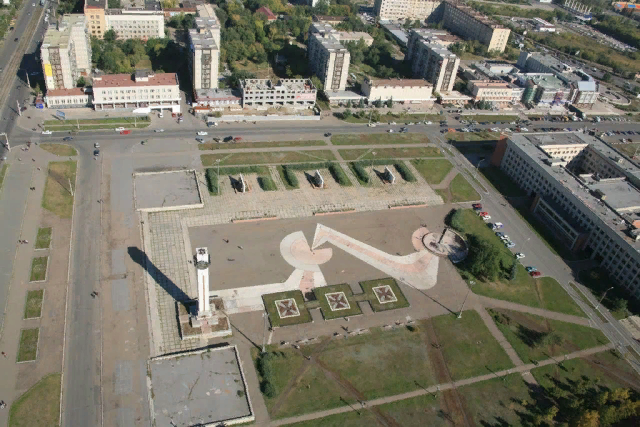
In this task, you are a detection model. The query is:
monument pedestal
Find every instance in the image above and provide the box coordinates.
[178,297,232,340]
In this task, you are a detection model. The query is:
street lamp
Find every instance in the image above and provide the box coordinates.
[458,281,474,319]
[595,286,614,310]
[371,151,376,171]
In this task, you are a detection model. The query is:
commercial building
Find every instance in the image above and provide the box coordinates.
[192,88,242,113]
[337,31,374,46]
[361,78,433,102]
[517,73,571,106]
[442,0,510,53]
[44,88,92,109]
[406,29,460,93]
[533,17,555,32]
[91,70,181,112]
[308,23,351,92]
[467,80,516,106]
[85,0,107,38]
[492,132,640,298]
[373,0,443,22]
[188,4,221,91]
[41,15,92,91]
[85,0,164,40]
[239,79,316,108]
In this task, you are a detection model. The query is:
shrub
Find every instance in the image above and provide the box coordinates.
[262,381,276,398]
[205,168,219,195]
[258,176,277,191]
[448,209,465,231]
[281,165,299,188]
[394,162,416,182]
[328,163,352,186]
[351,162,370,184]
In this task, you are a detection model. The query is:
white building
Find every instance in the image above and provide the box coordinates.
[374,0,443,22]
[337,31,374,46]
[240,79,316,109]
[92,70,181,112]
[188,4,221,91]
[308,23,351,92]
[361,78,433,103]
[406,29,460,94]
[45,88,93,108]
[533,17,555,32]
[105,8,164,40]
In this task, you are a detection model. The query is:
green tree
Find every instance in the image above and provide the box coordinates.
[466,235,501,281]
[342,108,352,118]
[311,76,324,91]
[602,72,612,82]
[108,0,122,7]
[76,76,86,87]
[370,110,381,122]
[104,29,117,43]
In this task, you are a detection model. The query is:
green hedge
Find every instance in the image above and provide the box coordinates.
[218,165,270,175]
[258,176,277,191]
[350,162,370,184]
[280,165,299,188]
[328,164,352,186]
[394,162,416,182]
[282,162,333,171]
[205,168,219,195]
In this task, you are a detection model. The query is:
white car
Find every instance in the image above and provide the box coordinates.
[424,121,432,125]
[481,215,491,221]
[387,129,394,133]
[515,252,525,259]
[94,142,100,148]
[115,127,125,132]
[368,123,376,127]
[388,121,396,125]
[155,129,164,132]
[197,131,208,136]
[41,130,52,135]
[500,235,510,241]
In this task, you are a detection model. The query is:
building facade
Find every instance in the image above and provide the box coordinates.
[105,9,164,40]
[308,23,351,92]
[92,71,181,112]
[85,0,107,38]
[468,80,514,105]
[239,79,317,108]
[188,4,221,91]
[442,0,510,52]
[406,29,459,93]
[373,0,443,21]
[45,88,92,108]
[493,132,640,298]
[361,78,433,102]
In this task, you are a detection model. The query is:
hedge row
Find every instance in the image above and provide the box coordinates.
[257,352,276,398]
[394,162,416,182]
[328,164,352,186]
[258,176,277,191]
[350,162,370,184]
[217,165,269,175]
[205,168,219,195]
[280,165,299,188]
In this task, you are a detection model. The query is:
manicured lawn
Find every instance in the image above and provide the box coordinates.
[24,290,44,319]
[449,173,480,202]
[377,393,447,427]
[29,257,48,282]
[198,140,326,150]
[314,284,362,320]
[461,115,519,122]
[42,161,76,219]
[201,150,336,167]
[446,131,502,142]
[284,410,378,427]
[359,278,409,311]
[35,227,52,249]
[39,143,77,156]
[0,163,8,193]
[17,328,39,362]
[477,166,527,198]
[411,159,453,184]
[431,311,514,380]
[459,374,530,427]
[317,326,436,400]
[338,146,443,161]
[262,290,312,328]
[331,133,430,145]
[537,277,585,317]
[9,373,61,427]
[490,308,608,363]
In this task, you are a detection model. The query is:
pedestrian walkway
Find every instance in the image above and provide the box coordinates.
[477,295,591,326]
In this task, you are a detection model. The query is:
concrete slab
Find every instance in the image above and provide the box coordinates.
[114,360,133,395]
[111,279,130,312]
[134,170,202,211]
[111,248,126,276]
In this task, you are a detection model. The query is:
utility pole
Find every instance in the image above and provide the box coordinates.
[458,287,471,319]
[261,311,268,354]
[595,286,614,310]
[368,109,373,125]
[25,70,30,88]
[0,132,10,152]
[371,151,376,170]
[17,100,21,116]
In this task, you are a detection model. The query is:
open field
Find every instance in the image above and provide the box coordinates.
[331,133,430,145]
[431,311,514,380]
[39,143,77,157]
[201,150,336,167]
[42,161,76,219]
[35,227,52,249]
[411,159,453,184]
[24,290,44,319]
[443,173,480,203]
[9,373,61,427]
[338,146,442,161]
[29,257,48,282]
[198,140,326,150]
[17,328,39,362]
[490,308,608,363]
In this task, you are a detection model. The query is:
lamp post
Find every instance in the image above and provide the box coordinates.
[0,132,10,152]
[458,281,474,319]
[595,286,614,310]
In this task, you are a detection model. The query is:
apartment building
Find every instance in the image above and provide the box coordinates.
[493,132,640,298]
[361,78,433,102]
[308,23,351,92]
[85,0,164,40]
[373,0,443,22]
[92,70,181,112]
[41,15,92,91]
[467,80,515,106]
[85,0,107,38]
[442,0,510,52]
[188,4,221,91]
[405,29,459,93]
[240,79,316,108]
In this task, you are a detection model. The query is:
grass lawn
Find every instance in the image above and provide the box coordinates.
[316,326,437,400]
[201,150,336,167]
[284,410,378,427]
[359,278,409,311]
[411,159,453,184]
[35,227,52,249]
[262,290,312,328]
[578,268,637,320]
[9,373,61,427]
[42,161,76,219]
[17,328,39,362]
[39,143,77,156]
[198,140,326,150]
[276,165,299,190]
[431,311,514,380]
[459,374,530,427]
[0,163,8,192]
[314,284,362,320]
[338,146,442,161]
[24,290,44,319]
[377,393,447,427]
[490,308,608,363]
[615,142,640,159]
[477,166,527,198]
[29,257,48,282]
[331,133,430,145]
[135,57,152,69]
[446,131,502,142]
[448,173,480,202]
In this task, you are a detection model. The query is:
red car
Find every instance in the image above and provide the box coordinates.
[530,271,542,277]
[478,211,489,216]
[472,203,482,210]
[120,130,131,135]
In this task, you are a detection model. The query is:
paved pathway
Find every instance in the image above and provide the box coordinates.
[268,344,614,427]
[477,295,591,326]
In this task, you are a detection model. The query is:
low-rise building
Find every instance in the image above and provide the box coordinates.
[239,79,317,108]
[192,88,242,114]
[467,80,516,106]
[373,0,443,22]
[533,17,555,32]
[188,4,221,91]
[361,78,433,103]
[312,15,348,25]
[92,70,181,112]
[442,0,510,53]
[256,6,277,21]
[44,88,93,109]
[406,29,460,94]
[308,23,351,92]
[337,31,374,46]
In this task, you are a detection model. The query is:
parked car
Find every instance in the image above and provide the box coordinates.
[155,129,164,132]
[500,235,510,241]
[387,129,394,133]
[197,131,208,136]
[41,130,52,135]
[481,215,491,221]
[526,266,537,273]
[63,136,73,141]
[491,222,503,230]
[324,132,332,137]
[472,203,482,210]
[196,137,204,143]
[495,232,505,238]
[115,127,125,132]
[530,271,542,277]
[478,211,489,216]
[93,149,100,156]
[505,241,515,248]
[515,252,525,259]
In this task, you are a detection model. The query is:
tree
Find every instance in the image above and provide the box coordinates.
[370,110,381,123]
[104,29,117,43]
[76,76,86,87]
[342,108,352,118]
[602,72,612,82]
[33,83,42,96]
[466,235,501,281]
[108,0,122,8]
[311,76,324,91]
[161,0,178,8]
[229,70,256,88]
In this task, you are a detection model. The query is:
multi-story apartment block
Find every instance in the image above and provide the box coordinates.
[85,0,107,38]
[373,0,443,22]
[188,4,221,91]
[493,132,640,298]
[41,15,92,91]
[361,78,433,102]
[442,0,510,52]
[406,29,459,93]
[85,0,164,40]
[92,70,181,112]
[239,79,316,108]
[307,23,351,92]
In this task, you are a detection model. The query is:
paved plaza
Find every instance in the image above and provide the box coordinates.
[134,170,203,211]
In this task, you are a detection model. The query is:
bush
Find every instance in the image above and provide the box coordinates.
[394,162,416,182]
[258,176,277,191]
[448,209,465,231]
[351,162,370,184]
[328,164,352,186]
[281,165,299,188]
[205,168,219,195]
[262,381,276,398]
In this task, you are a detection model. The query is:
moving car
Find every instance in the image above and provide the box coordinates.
[196,137,204,143]
[197,131,208,136]
[387,129,394,133]
[324,132,332,137]
[530,271,542,277]
[115,127,125,132]
[120,130,131,135]
[41,130,52,135]
[155,129,164,132]
[526,266,537,273]
[515,252,525,259]
[94,142,100,148]
[63,136,73,141]
[93,149,100,156]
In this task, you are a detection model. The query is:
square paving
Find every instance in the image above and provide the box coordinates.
[134,170,202,210]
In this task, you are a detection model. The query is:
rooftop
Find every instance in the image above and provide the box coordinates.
[42,24,72,49]
[338,31,374,41]
[517,73,567,90]
[46,88,89,97]
[240,78,316,92]
[309,24,347,51]
[256,6,277,20]
[312,15,348,22]
[85,0,107,9]
[445,0,505,29]
[366,78,432,88]
[92,72,178,88]
[195,88,241,101]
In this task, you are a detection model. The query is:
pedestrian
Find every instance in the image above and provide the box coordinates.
[1,351,6,358]
[238,245,243,250]
[23,240,28,244]
[223,239,229,243]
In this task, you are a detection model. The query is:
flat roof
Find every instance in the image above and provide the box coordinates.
[93,72,178,88]
[46,88,88,97]
[195,88,241,101]
[367,78,432,88]
[85,0,107,9]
